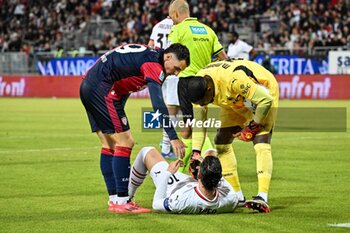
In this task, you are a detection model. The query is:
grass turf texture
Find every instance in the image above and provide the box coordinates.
[0,98,349,233]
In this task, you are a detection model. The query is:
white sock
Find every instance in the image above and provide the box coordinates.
[258,192,268,202]
[236,191,245,201]
[161,129,171,154]
[109,194,118,204]
[128,147,152,198]
[161,115,178,154]
[116,196,129,205]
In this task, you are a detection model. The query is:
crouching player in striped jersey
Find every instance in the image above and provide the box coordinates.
[128,147,239,214]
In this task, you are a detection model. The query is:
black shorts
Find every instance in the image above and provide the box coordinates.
[178,78,193,122]
[80,79,130,134]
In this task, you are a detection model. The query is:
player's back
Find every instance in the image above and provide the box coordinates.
[199,59,278,89]
[150,17,173,49]
[166,177,238,214]
[227,40,252,60]
[84,44,163,86]
[169,18,223,77]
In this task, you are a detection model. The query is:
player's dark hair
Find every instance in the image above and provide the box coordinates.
[199,156,222,191]
[164,43,190,66]
[185,76,207,103]
[232,31,239,38]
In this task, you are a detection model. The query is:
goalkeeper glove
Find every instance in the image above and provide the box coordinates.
[189,150,202,180]
[235,120,261,141]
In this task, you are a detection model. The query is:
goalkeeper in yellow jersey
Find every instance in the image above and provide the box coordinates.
[183,59,279,213]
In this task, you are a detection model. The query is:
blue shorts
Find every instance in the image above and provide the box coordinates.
[80,78,130,134]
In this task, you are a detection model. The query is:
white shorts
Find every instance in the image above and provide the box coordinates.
[162,75,179,106]
[150,161,190,196]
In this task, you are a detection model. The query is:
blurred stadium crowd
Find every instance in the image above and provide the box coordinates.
[0,0,349,56]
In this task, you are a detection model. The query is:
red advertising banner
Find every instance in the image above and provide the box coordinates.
[0,75,150,98]
[1,75,350,99]
[0,75,82,97]
[277,75,350,99]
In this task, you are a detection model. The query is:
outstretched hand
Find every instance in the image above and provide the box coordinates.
[167,160,183,174]
[189,150,203,180]
[170,139,186,158]
[233,120,261,142]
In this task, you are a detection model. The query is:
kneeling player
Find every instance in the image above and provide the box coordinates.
[128,147,239,214]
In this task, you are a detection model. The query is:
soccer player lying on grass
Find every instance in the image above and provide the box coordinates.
[183,59,279,213]
[128,147,239,214]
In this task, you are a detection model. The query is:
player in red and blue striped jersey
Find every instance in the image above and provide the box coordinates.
[80,43,189,213]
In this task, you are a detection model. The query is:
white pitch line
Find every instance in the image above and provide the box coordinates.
[0,135,349,154]
[0,146,100,154]
[278,134,350,141]
[328,223,350,228]
[233,134,350,143]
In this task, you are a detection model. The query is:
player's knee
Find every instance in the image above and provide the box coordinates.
[215,127,241,144]
[215,144,231,154]
[253,134,272,145]
[139,146,157,162]
[126,138,135,148]
[215,130,233,144]
[116,134,135,148]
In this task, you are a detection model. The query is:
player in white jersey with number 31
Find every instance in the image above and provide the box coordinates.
[149,17,179,159]
[128,147,240,214]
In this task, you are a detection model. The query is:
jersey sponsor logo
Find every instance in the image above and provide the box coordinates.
[204,62,222,69]
[193,37,209,42]
[158,71,165,82]
[240,83,251,95]
[199,208,217,214]
[158,24,172,30]
[227,95,243,105]
[190,26,208,35]
[222,63,230,69]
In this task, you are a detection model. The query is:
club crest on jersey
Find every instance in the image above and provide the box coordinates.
[190,26,208,35]
[158,71,165,82]
[121,117,128,126]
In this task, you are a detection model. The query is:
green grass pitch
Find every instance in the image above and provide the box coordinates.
[0,98,349,233]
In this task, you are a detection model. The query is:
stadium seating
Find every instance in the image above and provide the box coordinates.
[0,0,348,56]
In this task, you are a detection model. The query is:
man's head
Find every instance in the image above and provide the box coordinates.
[169,0,190,24]
[163,43,190,76]
[185,75,215,106]
[198,156,222,191]
[229,31,239,44]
